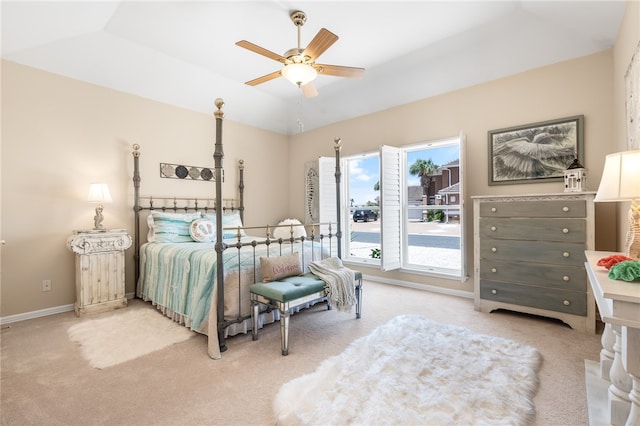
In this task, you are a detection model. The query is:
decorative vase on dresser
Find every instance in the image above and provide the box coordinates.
[66,229,132,317]
[472,192,596,333]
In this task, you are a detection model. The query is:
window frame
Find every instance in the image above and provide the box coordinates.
[341,135,465,280]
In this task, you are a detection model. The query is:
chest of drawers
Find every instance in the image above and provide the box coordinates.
[472,193,596,333]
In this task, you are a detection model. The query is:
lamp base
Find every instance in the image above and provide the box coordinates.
[93,205,105,230]
[625,199,640,259]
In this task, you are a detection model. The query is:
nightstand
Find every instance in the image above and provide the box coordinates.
[66,229,132,317]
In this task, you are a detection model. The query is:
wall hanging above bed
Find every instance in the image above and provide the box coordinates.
[160,162,223,182]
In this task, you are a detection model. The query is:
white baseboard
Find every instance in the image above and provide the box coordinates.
[361,273,473,299]
[1,304,75,325]
[0,292,137,325]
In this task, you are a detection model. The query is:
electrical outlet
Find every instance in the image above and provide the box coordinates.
[42,280,52,292]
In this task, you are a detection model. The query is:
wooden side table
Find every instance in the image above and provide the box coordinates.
[67,229,132,316]
[585,250,640,426]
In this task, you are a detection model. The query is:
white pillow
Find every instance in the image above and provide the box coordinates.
[189,218,216,242]
[272,218,307,240]
[146,211,202,242]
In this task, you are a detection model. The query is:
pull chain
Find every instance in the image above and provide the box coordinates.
[297,90,304,133]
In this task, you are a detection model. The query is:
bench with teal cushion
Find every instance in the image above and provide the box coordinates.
[250,271,362,355]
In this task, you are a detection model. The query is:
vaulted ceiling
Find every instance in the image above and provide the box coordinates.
[1,1,626,135]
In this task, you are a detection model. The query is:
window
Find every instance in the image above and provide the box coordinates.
[345,153,381,266]
[343,135,466,279]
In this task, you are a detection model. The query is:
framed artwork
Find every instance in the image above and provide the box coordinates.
[488,115,584,185]
[625,41,639,150]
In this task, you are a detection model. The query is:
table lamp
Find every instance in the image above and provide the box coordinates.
[594,150,640,259]
[87,183,112,230]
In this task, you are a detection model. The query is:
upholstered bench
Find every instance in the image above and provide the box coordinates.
[250,271,362,355]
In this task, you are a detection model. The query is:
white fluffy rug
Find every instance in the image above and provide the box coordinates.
[67,308,193,369]
[274,315,541,426]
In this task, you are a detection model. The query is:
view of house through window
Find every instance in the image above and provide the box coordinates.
[345,137,463,278]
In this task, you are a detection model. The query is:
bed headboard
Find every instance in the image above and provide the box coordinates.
[130,101,244,285]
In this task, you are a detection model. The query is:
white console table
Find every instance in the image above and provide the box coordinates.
[585,251,640,426]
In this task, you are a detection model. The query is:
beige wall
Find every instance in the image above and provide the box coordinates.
[287,50,619,292]
[2,1,638,318]
[0,61,289,317]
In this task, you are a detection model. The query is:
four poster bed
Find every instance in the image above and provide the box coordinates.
[132,98,350,359]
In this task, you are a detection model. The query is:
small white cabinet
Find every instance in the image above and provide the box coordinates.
[67,229,132,316]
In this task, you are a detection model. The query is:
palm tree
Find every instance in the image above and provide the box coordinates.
[409,159,438,201]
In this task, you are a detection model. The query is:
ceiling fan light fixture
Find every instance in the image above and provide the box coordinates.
[282,63,317,86]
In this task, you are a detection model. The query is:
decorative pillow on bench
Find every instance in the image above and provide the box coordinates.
[260,252,302,282]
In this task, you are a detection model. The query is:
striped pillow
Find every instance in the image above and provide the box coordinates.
[151,211,202,243]
[203,211,246,238]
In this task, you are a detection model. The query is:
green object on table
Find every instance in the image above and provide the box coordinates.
[608,260,640,282]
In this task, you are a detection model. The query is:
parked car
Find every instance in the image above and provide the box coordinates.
[353,209,378,222]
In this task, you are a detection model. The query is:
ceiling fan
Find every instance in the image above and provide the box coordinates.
[236,10,365,98]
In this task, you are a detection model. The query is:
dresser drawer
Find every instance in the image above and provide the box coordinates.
[479,280,587,316]
[479,200,586,218]
[479,218,586,242]
[479,239,586,265]
[480,259,586,291]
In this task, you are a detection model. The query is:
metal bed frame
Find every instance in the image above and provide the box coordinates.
[131,98,345,355]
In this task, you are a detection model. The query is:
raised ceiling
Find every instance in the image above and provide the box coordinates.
[1,1,626,135]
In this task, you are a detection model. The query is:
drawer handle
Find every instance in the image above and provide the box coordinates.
[491,207,497,213]
[562,228,569,234]
[491,268,497,273]
[490,226,497,232]
[491,247,497,253]
[563,251,570,258]
[563,275,570,282]
[491,289,497,295]
[562,206,569,212]
[563,300,570,306]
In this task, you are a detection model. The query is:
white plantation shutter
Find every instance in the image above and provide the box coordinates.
[459,131,468,281]
[380,145,401,271]
[318,156,341,256]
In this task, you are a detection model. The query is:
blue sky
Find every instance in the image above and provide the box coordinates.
[348,145,459,206]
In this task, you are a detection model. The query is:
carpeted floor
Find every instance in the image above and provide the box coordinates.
[1,279,602,425]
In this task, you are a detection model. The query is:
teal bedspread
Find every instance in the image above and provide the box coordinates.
[137,237,329,358]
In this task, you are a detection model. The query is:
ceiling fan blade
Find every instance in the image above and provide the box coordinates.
[301,82,318,98]
[302,28,338,61]
[316,64,365,78]
[236,40,287,63]
[245,70,282,86]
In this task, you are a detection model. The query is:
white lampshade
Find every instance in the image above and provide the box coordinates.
[594,150,640,202]
[87,183,112,203]
[281,63,318,86]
